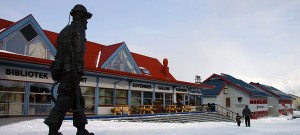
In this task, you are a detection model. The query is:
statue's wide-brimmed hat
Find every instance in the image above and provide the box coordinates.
[70,4,92,19]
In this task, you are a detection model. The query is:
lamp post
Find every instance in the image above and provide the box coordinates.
[113,77,127,107]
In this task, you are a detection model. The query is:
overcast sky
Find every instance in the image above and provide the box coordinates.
[1,0,300,96]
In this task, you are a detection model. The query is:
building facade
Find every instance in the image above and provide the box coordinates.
[0,15,212,117]
[250,83,294,116]
[202,73,269,119]
[289,94,300,110]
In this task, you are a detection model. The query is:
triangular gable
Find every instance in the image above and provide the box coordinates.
[0,14,56,58]
[101,42,142,74]
[97,42,122,68]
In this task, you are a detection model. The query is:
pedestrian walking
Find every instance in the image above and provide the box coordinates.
[242,105,252,127]
[236,113,242,126]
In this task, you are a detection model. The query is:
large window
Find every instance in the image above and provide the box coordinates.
[131,91,141,106]
[99,88,113,106]
[185,95,189,105]
[81,86,95,114]
[99,88,128,106]
[104,49,138,74]
[189,95,201,106]
[155,93,163,105]
[29,83,52,115]
[0,80,25,116]
[116,90,127,105]
[143,92,152,105]
[177,94,184,105]
[190,95,195,106]
[165,93,172,105]
[1,24,54,60]
[196,95,201,106]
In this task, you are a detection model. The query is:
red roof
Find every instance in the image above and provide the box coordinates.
[0,18,12,30]
[132,53,176,80]
[0,16,212,89]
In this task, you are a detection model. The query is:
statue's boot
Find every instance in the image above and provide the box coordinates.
[76,129,94,135]
[76,125,94,135]
[48,130,63,135]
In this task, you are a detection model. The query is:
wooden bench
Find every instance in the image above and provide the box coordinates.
[176,105,192,112]
[165,105,177,113]
[111,105,132,115]
[139,105,156,114]
[182,105,192,112]
[122,105,132,115]
[111,105,123,115]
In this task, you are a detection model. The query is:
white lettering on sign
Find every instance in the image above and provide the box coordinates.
[132,83,152,89]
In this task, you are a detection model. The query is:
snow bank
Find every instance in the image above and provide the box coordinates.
[0,116,300,135]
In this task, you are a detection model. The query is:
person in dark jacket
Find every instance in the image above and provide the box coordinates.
[211,103,216,111]
[207,103,211,111]
[236,113,242,126]
[242,105,252,127]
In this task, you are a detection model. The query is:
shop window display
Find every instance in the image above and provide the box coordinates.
[0,80,25,116]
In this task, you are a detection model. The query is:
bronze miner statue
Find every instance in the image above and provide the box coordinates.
[45,4,94,135]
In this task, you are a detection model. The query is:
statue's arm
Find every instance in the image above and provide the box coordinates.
[73,28,86,75]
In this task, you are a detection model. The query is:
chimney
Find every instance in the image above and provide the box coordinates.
[162,58,169,77]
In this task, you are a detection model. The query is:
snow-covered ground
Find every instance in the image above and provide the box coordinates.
[1,114,300,135]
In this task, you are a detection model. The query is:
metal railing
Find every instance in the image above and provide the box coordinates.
[198,104,237,121]
[215,104,237,121]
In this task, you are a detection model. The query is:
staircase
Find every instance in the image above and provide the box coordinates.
[99,112,235,123]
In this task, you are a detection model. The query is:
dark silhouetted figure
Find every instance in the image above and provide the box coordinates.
[242,105,252,127]
[207,103,211,111]
[44,4,93,135]
[211,103,216,111]
[236,113,242,126]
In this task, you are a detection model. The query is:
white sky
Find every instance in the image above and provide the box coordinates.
[1,0,300,96]
[0,115,299,135]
